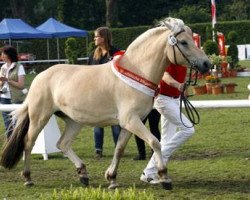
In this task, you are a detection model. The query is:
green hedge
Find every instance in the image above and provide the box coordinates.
[14,20,250,61]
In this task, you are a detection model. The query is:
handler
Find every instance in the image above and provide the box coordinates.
[140,63,195,184]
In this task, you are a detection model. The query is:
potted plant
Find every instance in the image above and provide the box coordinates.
[211,84,224,95]
[209,54,222,66]
[225,83,237,93]
[192,84,207,95]
[227,31,239,76]
[208,54,223,76]
[205,75,221,94]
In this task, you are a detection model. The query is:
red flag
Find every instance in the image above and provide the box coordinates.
[211,0,216,27]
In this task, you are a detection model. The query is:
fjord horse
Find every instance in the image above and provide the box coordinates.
[0,17,210,189]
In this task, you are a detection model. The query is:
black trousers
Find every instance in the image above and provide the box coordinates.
[134,109,161,157]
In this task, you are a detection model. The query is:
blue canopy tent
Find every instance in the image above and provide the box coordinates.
[0,18,51,46]
[36,17,88,60]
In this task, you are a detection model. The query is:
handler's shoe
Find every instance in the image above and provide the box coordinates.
[140,172,160,184]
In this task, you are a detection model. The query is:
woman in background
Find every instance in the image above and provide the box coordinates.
[0,46,26,138]
[88,27,121,158]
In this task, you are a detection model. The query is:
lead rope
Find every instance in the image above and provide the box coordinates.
[179,68,200,128]
[169,29,200,127]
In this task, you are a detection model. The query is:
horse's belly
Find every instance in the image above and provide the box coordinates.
[60,102,119,126]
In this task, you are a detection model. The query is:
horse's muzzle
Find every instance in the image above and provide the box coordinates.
[198,60,211,74]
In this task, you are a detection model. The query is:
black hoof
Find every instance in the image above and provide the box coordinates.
[80,177,89,186]
[24,181,34,187]
[161,181,173,190]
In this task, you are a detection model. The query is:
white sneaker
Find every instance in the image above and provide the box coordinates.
[140,172,160,184]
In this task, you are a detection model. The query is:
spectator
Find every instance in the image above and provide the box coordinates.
[88,27,121,158]
[0,46,26,138]
[133,109,161,160]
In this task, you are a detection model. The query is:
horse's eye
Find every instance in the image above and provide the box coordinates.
[180,40,188,46]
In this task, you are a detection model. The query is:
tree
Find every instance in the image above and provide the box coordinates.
[0,0,12,19]
[65,37,79,64]
[203,40,219,55]
[105,0,118,27]
[227,31,239,67]
[169,5,210,24]
[219,0,250,21]
[9,0,28,20]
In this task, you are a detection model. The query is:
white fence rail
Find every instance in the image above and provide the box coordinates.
[189,99,250,108]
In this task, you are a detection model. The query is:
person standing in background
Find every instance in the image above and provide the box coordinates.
[88,26,121,159]
[133,109,161,160]
[0,46,26,138]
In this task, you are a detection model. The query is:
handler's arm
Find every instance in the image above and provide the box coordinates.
[162,72,184,92]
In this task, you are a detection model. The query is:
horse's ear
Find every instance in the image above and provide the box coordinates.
[163,21,173,30]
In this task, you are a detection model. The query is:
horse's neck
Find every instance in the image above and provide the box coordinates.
[120,28,170,84]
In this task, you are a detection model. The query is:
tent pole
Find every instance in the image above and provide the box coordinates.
[86,36,88,58]
[47,39,50,60]
[57,38,60,62]
[17,41,19,53]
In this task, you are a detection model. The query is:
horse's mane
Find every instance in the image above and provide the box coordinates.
[157,17,185,33]
[127,17,185,51]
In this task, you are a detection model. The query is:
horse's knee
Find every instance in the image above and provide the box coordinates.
[24,137,35,152]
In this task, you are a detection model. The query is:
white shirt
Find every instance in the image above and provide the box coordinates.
[0,62,26,99]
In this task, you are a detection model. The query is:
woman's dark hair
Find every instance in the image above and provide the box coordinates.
[1,46,18,62]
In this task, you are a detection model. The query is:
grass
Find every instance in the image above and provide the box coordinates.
[0,68,250,199]
[239,60,250,68]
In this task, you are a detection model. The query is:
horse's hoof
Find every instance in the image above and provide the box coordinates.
[80,177,89,186]
[161,180,173,190]
[24,181,34,187]
[108,183,119,189]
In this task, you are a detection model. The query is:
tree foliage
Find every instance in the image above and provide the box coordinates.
[203,40,219,55]
[1,1,250,31]
[169,5,210,24]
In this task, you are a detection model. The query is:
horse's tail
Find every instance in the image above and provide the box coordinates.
[0,102,29,169]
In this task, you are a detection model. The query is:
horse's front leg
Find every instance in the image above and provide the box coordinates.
[124,116,170,189]
[105,129,132,189]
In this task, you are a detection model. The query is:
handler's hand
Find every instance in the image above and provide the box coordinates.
[178,83,185,92]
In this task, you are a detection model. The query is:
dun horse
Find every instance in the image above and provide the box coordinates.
[0,18,210,189]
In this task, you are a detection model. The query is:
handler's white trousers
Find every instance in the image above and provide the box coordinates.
[143,94,195,177]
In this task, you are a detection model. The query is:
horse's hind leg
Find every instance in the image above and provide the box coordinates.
[56,118,88,186]
[23,117,51,186]
[105,129,132,189]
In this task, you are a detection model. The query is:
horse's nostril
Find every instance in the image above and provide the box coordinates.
[204,60,211,72]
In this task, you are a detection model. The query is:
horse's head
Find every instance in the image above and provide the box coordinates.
[160,17,211,74]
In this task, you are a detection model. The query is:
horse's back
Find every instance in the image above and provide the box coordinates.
[27,63,123,123]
